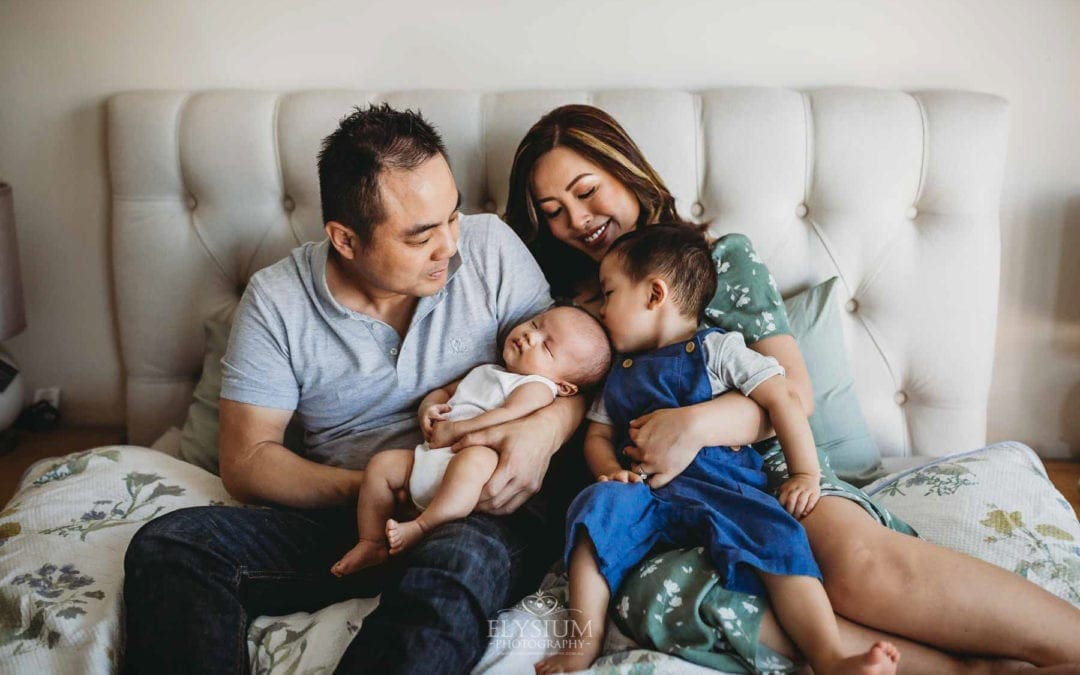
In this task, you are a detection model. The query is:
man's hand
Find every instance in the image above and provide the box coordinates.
[777,472,820,519]
[420,403,452,441]
[451,416,560,515]
[622,406,704,489]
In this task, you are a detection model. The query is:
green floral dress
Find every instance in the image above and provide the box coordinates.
[612,233,915,672]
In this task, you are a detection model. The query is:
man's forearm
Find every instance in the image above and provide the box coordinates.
[543,394,587,451]
[221,441,364,509]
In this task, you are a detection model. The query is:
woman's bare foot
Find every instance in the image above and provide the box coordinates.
[827,641,900,675]
[330,538,388,577]
[386,518,427,555]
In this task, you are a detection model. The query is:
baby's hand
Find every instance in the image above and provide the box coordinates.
[420,404,452,441]
[598,469,646,484]
[427,420,458,449]
[778,473,821,519]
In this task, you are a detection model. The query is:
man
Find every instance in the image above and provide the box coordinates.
[123,104,586,674]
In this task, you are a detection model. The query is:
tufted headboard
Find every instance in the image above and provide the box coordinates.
[108,88,1009,457]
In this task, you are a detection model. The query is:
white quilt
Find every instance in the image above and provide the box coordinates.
[0,442,1076,674]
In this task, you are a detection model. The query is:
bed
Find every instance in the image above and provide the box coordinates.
[1,88,1077,674]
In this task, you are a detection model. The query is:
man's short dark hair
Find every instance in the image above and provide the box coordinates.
[606,224,718,321]
[317,103,448,243]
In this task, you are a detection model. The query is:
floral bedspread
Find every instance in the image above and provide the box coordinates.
[0,442,1076,674]
[863,442,1080,606]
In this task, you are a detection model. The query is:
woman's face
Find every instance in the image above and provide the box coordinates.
[530,146,641,262]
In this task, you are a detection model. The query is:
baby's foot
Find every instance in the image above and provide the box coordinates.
[828,641,900,675]
[386,518,427,555]
[534,637,601,674]
[330,539,387,577]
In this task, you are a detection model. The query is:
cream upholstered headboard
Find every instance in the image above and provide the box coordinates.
[108,88,1009,457]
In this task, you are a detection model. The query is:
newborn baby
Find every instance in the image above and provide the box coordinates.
[332,305,611,576]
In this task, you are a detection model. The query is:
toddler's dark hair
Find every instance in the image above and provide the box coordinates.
[605,224,717,321]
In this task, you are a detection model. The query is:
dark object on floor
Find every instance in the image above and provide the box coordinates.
[0,427,17,456]
[15,400,60,432]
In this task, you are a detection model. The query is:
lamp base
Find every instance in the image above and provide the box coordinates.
[0,346,25,431]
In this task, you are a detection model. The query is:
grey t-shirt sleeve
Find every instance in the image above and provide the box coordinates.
[479,215,554,346]
[220,280,299,411]
[703,331,785,397]
[585,387,613,425]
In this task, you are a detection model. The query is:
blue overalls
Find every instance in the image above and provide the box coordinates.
[564,328,821,596]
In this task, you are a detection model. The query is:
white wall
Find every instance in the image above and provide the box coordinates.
[0,0,1077,456]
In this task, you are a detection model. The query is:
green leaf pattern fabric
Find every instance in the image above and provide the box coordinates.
[0,441,1075,673]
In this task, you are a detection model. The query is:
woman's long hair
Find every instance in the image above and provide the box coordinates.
[504,104,692,299]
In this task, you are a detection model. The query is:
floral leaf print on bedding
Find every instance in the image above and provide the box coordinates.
[39,472,186,541]
[980,504,1080,603]
[32,448,121,487]
[2,564,105,654]
[248,619,320,675]
[874,457,983,498]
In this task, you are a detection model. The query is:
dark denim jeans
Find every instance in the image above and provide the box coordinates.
[122,444,588,674]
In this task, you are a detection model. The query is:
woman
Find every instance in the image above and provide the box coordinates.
[504,104,1080,672]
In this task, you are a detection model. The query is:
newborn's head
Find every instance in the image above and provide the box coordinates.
[502,306,612,396]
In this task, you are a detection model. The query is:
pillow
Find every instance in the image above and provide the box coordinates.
[784,277,884,484]
[178,320,231,473]
[179,320,303,475]
[864,442,1080,606]
[0,446,240,670]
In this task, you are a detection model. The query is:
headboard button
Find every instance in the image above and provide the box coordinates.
[185,194,197,210]
[894,391,909,406]
[691,201,705,218]
[905,206,918,220]
[795,203,808,218]
[845,299,859,313]
[483,199,497,213]
[283,196,296,212]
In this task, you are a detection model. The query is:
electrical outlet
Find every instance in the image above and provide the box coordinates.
[33,387,61,410]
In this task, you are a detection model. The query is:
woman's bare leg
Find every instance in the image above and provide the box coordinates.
[758,605,1059,675]
[331,449,414,576]
[386,445,497,554]
[802,496,1080,665]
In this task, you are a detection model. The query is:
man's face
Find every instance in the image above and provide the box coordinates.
[350,154,461,298]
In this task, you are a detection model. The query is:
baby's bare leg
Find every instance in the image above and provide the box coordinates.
[761,572,899,675]
[535,534,609,674]
[331,449,414,577]
[387,445,497,555]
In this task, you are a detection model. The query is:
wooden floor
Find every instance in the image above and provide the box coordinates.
[0,427,126,504]
[1044,459,1080,518]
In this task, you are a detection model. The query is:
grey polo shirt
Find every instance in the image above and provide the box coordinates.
[220,214,553,469]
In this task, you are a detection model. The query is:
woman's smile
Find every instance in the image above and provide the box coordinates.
[581,218,611,245]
